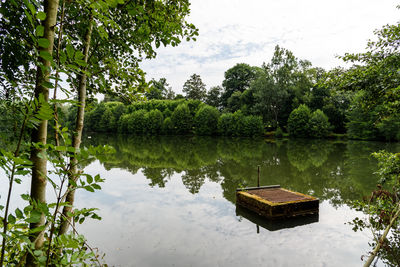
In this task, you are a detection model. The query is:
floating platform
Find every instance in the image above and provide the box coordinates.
[236,185,319,219]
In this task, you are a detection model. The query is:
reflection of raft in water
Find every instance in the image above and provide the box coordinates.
[236,185,319,219]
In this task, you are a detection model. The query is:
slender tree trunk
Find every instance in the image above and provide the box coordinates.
[363,203,400,267]
[26,0,59,265]
[59,15,93,235]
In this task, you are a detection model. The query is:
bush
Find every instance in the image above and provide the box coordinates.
[309,109,331,138]
[287,104,311,137]
[194,106,220,135]
[242,115,264,136]
[162,117,174,134]
[171,103,193,134]
[127,110,148,134]
[118,114,130,133]
[147,109,163,134]
[218,113,236,136]
[99,108,116,132]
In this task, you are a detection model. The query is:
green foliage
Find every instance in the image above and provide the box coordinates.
[171,103,192,134]
[217,111,263,137]
[194,106,220,135]
[227,91,242,113]
[147,109,163,135]
[287,104,311,137]
[182,74,207,101]
[221,63,257,107]
[275,127,284,138]
[350,151,400,265]
[127,110,148,134]
[205,86,222,109]
[241,115,264,136]
[309,109,331,138]
[217,113,236,136]
[162,117,174,134]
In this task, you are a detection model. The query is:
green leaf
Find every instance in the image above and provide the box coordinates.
[38,38,50,48]
[59,50,67,64]
[39,50,52,62]
[86,175,93,184]
[66,44,75,59]
[36,25,44,37]
[26,210,42,223]
[21,194,30,201]
[8,214,16,224]
[36,11,46,21]
[92,184,101,190]
[84,186,94,192]
[15,208,24,219]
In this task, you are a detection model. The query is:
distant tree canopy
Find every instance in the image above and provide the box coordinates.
[221,63,257,107]
[183,73,207,101]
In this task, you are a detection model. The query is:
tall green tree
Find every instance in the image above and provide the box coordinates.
[145,78,170,100]
[182,73,207,101]
[221,63,257,108]
[205,85,222,109]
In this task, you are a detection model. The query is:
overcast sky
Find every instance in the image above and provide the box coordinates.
[139,0,399,94]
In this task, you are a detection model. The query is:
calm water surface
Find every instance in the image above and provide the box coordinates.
[2,135,398,266]
[72,135,399,267]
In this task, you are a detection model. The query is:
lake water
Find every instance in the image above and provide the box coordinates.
[1,135,399,266]
[74,135,399,267]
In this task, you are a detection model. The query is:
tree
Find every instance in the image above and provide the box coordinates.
[221,63,257,108]
[145,78,170,100]
[182,73,207,101]
[326,10,400,265]
[251,46,317,128]
[287,104,311,137]
[205,86,222,109]
[0,0,199,264]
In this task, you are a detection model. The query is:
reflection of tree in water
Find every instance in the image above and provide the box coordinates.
[83,134,399,208]
[142,168,173,188]
[286,139,333,171]
[181,169,207,194]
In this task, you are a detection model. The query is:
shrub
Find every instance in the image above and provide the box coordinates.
[99,108,116,132]
[242,115,264,136]
[127,110,148,134]
[194,106,220,135]
[147,109,163,134]
[309,109,331,138]
[163,108,172,118]
[218,113,236,136]
[171,103,193,134]
[118,114,130,133]
[287,104,311,137]
[162,117,174,134]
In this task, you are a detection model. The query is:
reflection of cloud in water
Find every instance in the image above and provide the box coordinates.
[76,162,373,266]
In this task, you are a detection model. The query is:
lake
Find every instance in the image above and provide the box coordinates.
[74,135,399,267]
[1,135,398,266]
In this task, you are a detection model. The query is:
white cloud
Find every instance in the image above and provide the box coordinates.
[140,0,400,94]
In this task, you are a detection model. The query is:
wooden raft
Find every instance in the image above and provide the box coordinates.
[236,185,319,218]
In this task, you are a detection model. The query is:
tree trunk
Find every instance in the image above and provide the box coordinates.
[59,15,93,235]
[363,203,400,267]
[27,0,59,265]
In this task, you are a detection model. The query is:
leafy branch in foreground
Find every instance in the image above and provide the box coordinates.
[350,151,400,266]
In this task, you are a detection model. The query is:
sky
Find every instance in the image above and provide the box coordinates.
[139,0,400,94]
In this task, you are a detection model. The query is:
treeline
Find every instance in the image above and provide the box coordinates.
[99,44,399,141]
[65,99,264,137]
